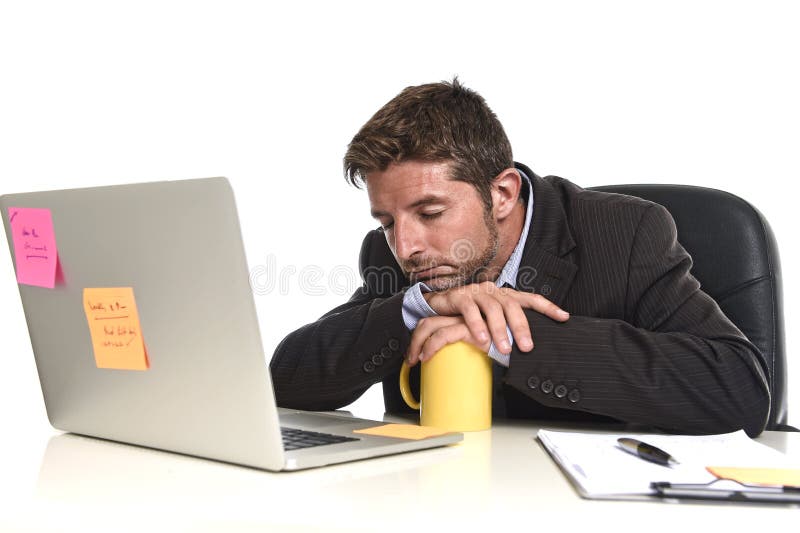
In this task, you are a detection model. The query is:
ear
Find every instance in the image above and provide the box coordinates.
[490,168,522,221]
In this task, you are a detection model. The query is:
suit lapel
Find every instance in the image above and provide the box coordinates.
[514,164,578,308]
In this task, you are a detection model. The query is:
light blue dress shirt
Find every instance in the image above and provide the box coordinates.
[401,170,535,367]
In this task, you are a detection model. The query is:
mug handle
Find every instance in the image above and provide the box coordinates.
[399,361,421,410]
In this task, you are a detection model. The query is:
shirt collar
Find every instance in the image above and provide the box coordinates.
[495,169,534,288]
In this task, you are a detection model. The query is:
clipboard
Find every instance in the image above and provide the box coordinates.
[537,429,800,503]
[651,479,800,503]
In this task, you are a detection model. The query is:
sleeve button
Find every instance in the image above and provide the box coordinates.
[554,384,568,398]
[541,380,554,394]
[526,376,540,390]
[363,361,375,373]
[568,389,581,403]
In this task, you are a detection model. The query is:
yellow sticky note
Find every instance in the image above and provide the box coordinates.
[707,466,800,488]
[83,287,149,371]
[353,424,451,440]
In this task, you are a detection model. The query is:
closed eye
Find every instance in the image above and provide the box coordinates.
[420,211,443,221]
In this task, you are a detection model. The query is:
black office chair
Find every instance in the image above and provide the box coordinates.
[589,184,792,431]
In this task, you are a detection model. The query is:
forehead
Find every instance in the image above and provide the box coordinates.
[366,160,478,214]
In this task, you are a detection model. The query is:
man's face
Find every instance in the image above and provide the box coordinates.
[367,160,499,291]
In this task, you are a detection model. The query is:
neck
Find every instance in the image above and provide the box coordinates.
[476,200,527,283]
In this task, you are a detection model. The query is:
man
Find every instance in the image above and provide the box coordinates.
[270,79,770,436]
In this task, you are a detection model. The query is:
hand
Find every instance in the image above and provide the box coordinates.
[422,281,569,358]
[406,315,488,366]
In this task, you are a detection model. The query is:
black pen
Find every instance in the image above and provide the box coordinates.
[617,438,679,467]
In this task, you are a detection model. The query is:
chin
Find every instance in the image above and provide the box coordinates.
[422,275,468,291]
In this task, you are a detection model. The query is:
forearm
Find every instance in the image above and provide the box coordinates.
[269,291,410,411]
[505,310,770,436]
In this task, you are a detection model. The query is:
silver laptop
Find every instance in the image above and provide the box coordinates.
[0,177,461,471]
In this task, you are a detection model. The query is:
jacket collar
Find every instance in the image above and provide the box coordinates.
[513,162,578,307]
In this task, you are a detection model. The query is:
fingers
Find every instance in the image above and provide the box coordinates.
[406,316,487,366]
[516,292,570,322]
[445,282,512,353]
[418,323,471,363]
[500,296,534,352]
[406,316,461,366]
[472,292,514,354]
[448,284,567,351]
[407,285,570,365]
[428,282,568,323]
[459,302,491,346]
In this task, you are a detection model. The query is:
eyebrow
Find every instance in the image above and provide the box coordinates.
[370,195,448,219]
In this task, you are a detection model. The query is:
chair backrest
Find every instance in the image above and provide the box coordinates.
[589,184,787,429]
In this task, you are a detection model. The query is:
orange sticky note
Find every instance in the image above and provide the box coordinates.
[8,207,59,288]
[83,287,149,371]
[353,424,451,440]
[707,466,800,488]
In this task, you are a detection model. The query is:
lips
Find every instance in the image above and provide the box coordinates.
[410,266,455,281]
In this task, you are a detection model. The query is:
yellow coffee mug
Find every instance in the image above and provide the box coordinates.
[399,341,492,432]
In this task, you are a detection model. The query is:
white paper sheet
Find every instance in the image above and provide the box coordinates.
[537,429,790,498]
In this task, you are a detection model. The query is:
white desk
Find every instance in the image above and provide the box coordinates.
[1,414,798,532]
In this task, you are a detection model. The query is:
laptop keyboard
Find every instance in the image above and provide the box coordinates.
[281,426,360,451]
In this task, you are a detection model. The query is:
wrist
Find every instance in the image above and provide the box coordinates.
[401,282,437,331]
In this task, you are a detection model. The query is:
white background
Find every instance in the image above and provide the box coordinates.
[1,0,797,452]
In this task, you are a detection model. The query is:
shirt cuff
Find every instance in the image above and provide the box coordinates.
[487,326,513,367]
[401,282,437,331]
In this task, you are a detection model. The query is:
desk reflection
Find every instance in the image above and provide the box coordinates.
[34,428,499,525]
[23,422,800,531]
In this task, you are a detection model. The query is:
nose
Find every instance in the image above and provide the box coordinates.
[393,217,425,262]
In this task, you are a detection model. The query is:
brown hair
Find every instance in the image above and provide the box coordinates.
[343,78,513,210]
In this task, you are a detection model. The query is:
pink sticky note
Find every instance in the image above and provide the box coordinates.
[8,207,59,288]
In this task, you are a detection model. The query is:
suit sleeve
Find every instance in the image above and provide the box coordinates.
[269,231,411,411]
[504,203,771,436]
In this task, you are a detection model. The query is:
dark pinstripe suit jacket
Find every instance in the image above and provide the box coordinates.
[270,163,771,436]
